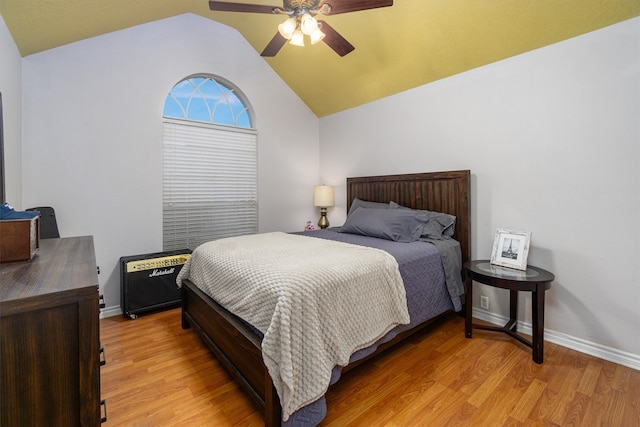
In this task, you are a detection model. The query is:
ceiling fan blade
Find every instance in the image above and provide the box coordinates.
[261,33,287,57]
[318,20,355,57]
[320,0,393,15]
[209,0,280,14]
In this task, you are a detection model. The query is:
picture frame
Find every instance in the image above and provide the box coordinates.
[490,228,531,270]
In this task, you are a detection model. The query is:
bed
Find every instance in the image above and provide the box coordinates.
[179,170,471,426]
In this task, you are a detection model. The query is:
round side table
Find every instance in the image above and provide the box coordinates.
[464,260,555,364]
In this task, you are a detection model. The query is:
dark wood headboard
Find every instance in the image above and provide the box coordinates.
[346,170,471,266]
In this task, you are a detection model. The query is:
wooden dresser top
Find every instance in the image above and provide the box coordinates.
[0,236,98,314]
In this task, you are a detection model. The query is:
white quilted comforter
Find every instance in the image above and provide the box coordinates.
[176,232,409,420]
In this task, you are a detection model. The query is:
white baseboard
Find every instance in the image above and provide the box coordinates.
[100,305,123,319]
[100,304,639,371]
[472,308,640,371]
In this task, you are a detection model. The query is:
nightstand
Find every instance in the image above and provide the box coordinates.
[464,260,555,363]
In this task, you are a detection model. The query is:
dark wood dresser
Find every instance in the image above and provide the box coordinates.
[0,236,104,426]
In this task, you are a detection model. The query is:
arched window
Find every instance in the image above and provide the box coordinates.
[163,76,252,127]
[162,75,257,251]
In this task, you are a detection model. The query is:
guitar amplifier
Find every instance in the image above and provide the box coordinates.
[120,249,191,319]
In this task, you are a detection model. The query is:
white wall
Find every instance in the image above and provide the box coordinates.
[0,15,22,206]
[20,14,320,311]
[320,18,640,361]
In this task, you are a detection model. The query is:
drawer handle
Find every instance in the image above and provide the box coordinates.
[99,346,106,366]
[100,399,107,423]
[99,294,106,309]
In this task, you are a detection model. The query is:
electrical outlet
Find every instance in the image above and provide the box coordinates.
[480,295,489,310]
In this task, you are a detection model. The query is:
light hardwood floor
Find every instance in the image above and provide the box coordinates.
[100,308,640,426]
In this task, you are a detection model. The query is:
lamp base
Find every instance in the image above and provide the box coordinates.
[317,209,329,229]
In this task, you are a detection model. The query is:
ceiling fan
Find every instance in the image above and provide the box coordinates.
[209,0,393,57]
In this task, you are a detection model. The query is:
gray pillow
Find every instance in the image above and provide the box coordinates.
[339,208,428,242]
[389,201,456,239]
[347,198,390,217]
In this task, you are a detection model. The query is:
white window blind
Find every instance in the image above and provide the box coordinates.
[163,118,258,251]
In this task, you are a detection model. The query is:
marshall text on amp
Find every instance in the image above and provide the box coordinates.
[120,249,191,319]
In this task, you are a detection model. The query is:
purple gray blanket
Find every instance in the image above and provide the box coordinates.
[284,229,462,426]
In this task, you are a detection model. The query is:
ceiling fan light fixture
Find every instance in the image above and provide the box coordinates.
[277,17,296,39]
[213,0,395,57]
[289,29,305,47]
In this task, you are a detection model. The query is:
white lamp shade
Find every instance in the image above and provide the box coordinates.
[314,185,334,207]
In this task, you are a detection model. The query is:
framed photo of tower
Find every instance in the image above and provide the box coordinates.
[490,228,531,270]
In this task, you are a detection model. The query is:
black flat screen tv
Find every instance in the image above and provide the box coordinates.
[0,92,5,203]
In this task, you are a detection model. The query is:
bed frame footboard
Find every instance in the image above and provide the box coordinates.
[181,280,282,426]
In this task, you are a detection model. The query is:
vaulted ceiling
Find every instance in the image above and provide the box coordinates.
[1,0,638,117]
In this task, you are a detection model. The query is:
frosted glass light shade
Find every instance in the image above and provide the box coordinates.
[310,27,325,44]
[289,29,305,46]
[314,185,334,207]
[300,13,318,35]
[278,18,296,39]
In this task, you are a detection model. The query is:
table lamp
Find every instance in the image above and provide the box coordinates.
[313,185,334,229]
